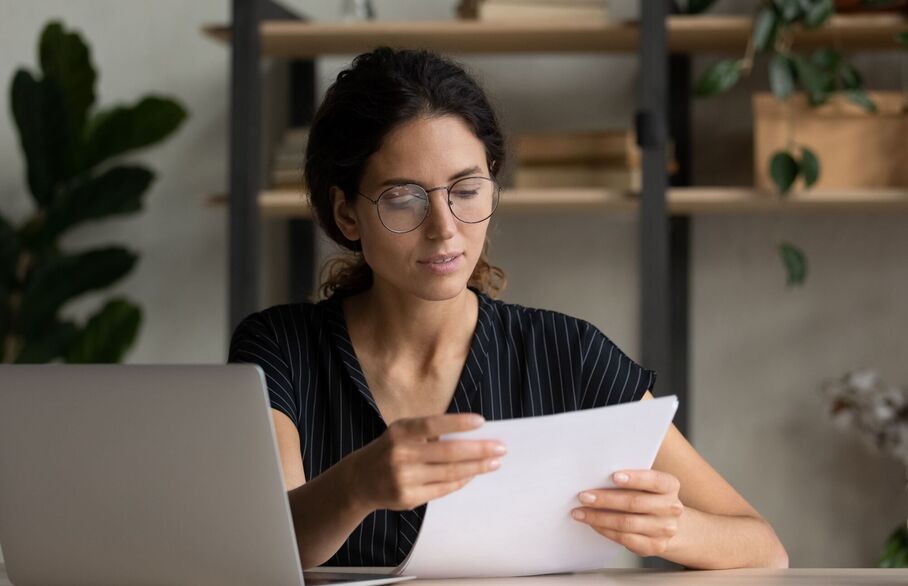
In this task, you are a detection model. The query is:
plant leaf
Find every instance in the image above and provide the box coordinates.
[774,0,803,23]
[792,55,831,106]
[846,88,878,113]
[14,320,79,363]
[18,247,137,337]
[34,166,154,245]
[66,298,141,363]
[38,21,96,156]
[0,214,18,289]
[694,60,742,97]
[753,6,778,53]
[877,522,908,568]
[10,70,69,207]
[770,150,800,195]
[779,242,807,286]
[80,96,187,171]
[769,54,796,99]
[803,0,833,29]
[839,62,863,90]
[896,31,908,47]
[800,146,820,187]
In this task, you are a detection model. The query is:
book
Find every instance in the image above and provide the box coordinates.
[514,164,640,189]
[478,1,609,22]
[516,129,635,165]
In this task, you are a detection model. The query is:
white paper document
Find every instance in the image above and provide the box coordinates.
[393,395,679,578]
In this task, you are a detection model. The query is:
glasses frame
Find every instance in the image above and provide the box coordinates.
[356,175,501,234]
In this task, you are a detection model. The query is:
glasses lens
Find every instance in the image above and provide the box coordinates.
[449,177,498,223]
[377,185,429,232]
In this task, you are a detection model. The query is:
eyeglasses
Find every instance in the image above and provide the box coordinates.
[356,176,501,234]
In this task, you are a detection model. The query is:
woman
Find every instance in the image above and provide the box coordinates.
[228,47,788,571]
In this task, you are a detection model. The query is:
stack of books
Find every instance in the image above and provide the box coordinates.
[472,0,610,22]
[270,126,309,188]
[513,128,677,190]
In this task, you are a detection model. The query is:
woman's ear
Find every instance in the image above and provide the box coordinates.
[331,186,361,242]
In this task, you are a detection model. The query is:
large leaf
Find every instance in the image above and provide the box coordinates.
[800,147,820,187]
[778,242,807,286]
[66,298,141,363]
[18,247,137,337]
[694,60,742,97]
[753,6,778,53]
[14,319,79,363]
[803,0,834,29]
[769,54,796,99]
[770,150,800,195]
[31,166,153,245]
[10,70,69,207]
[0,214,18,289]
[81,96,187,171]
[38,21,96,157]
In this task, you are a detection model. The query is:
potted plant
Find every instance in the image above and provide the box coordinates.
[2,21,187,363]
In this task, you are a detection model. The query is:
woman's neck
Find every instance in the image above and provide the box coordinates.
[341,281,478,373]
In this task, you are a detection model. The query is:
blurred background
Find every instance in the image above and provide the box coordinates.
[1,0,907,570]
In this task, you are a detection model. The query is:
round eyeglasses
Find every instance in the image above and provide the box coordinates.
[356,176,501,234]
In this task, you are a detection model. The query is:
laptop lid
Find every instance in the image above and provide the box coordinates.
[0,364,304,586]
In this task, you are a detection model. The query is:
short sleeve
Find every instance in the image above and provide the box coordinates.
[227,311,301,431]
[578,322,657,409]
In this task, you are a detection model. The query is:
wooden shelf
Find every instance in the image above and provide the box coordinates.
[205,187,908,217]
[202,14,908,56]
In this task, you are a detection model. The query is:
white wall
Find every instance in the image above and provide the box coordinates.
[1,0,906,568]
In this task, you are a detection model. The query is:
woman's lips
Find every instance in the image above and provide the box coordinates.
[418,252,463,275]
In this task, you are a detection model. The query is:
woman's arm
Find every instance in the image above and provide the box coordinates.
[570,391,789,569]
[272,409,372,569]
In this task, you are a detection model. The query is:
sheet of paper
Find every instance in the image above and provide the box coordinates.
[392,395,679,578]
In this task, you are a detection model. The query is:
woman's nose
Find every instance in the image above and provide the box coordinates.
[423,189,456,239]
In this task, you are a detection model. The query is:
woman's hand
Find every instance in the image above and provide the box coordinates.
[571,469,684,558]
[346,413,506,513]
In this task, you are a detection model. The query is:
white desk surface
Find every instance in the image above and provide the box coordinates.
[2,563,907,585]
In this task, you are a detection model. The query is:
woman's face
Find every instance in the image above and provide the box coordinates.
[332,114,493,302]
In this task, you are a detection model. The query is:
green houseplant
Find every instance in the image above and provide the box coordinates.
[1,21,187,363]
[691,0,896,286]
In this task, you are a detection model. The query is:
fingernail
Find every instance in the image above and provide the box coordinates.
[493,444,507,455]
[488,459,500,469]
[572,510,586,520]
[578,492,596,504]
[614,472,629,484]
[470,415,485,425]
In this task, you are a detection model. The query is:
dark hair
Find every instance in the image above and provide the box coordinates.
[304,46,508,300]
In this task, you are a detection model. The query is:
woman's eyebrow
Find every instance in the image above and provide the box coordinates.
[378,165,482,188]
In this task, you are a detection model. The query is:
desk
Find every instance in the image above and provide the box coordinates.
[3,563,907,585]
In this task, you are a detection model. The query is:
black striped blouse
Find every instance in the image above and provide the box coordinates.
[227,285,657,567]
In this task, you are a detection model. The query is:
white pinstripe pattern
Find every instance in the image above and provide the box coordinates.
[227,287,656,567]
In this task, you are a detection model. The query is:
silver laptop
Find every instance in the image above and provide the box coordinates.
[0,365,416,586]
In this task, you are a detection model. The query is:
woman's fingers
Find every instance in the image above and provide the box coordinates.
[410,458,501,484]
[573,508,679,539]
[418,439,507,463]
[576,489,683,517]
[392,413,484,441]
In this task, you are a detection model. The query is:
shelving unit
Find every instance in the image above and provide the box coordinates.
[210,3,906,569]
[208,187,908,217]
[204,14,908,55]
